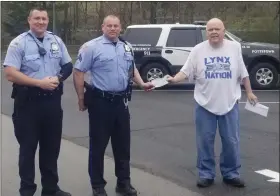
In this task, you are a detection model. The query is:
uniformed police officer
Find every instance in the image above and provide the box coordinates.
[3,8,72,196]
[73,15,154,196]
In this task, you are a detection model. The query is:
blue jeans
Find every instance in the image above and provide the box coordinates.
[195,102,241,180]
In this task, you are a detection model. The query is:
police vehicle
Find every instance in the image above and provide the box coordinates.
[122,21,280,90]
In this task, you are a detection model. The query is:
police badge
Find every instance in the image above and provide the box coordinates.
[124,44,131,52]
[51,42,59,53]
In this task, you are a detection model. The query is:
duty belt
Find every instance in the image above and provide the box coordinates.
[29,87,62,101]
[12,83,63,101]
[91,87,127,102]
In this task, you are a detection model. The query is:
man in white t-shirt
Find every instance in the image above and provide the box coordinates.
[167,18,258,188]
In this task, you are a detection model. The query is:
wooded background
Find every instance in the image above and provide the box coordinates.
[1,1,279,48]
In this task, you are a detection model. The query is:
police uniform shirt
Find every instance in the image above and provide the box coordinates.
[3,30,72,79]
[74,35,134,92]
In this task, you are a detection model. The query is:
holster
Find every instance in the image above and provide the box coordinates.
[126,81,133,101]
[11,84,29,106]
[84,82,93,107]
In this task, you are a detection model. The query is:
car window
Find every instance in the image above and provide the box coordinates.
[123,27,162,46]
[201,29,207,41]
[166,29,197,47]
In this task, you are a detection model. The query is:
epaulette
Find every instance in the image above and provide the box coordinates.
[17,32,28,39]
[9,32,28,47]
[95,36,103,41]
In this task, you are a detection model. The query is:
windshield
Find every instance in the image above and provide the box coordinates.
[123,27,162,46]
[225,31,242,42]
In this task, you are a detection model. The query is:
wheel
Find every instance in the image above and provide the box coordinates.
[249,62,279,90]
[140,62,170,82]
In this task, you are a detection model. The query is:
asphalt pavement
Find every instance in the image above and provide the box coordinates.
[1,71,279,196]
[2,114,201,196]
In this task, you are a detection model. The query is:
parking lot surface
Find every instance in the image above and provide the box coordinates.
[1,73,279,196]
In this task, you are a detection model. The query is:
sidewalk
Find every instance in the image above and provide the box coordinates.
[1,114,202,196]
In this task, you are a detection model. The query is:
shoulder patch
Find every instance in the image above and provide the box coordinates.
[78,53,83,62]
[9,33,27,48]
[9,41,19,48]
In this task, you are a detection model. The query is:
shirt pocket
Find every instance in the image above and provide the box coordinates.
[97,55,115,72]
[23,54,41,72]
[123,53,134,70]
[49,52,62,73]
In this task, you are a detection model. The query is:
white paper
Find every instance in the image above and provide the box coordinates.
[151,75,169,88]
[245,100,269,117]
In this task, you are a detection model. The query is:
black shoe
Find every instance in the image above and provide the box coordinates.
[20,187,36,196]
[223,178,245,187]
[197,178,214,188]
[116,183,137,196]
[20,192,35,196]
[42,190,71,196]
[92,187,107,196]
[20,193,34,196]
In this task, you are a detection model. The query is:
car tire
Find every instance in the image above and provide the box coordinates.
[141,63,170,82]
[249,62,279,90]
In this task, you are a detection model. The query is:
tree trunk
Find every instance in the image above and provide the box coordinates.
[150,2,157,24]
[85,2,88,24]
[42,2,47,8]
[98,1,105,36]
[129,2,133,24]
[63,2,69,43]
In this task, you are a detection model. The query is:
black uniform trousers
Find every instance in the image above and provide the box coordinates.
[12,94,63,196]
[87,94,131,189]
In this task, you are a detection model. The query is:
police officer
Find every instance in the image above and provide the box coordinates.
[3,8,72,196]
[73,15,154,196]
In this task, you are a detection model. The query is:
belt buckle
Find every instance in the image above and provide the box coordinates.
[110,92,116,102]
[108,91,116,97]
[112,92,118,97]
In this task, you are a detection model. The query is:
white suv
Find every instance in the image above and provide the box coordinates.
[122,22,280,90]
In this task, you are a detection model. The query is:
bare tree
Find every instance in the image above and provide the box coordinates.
[150,1,157,24]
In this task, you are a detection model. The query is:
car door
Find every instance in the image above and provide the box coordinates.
[161,28,198,67]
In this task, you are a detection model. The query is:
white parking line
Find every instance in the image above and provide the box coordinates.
[239,102,279,104]
[255,169,279,183]
[134,89,279,92]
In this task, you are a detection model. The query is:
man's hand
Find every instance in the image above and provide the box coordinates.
[78,99,87,111]
[242,77,258,105]
[38,77,59,90]
[247,92,258,105]
[166,75,176,83]
[140,82,155,91]
[166,72,187,84]
[49,76,60,84]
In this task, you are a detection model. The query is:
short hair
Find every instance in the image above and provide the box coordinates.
[29,8,48,17]
[103,15,120,24]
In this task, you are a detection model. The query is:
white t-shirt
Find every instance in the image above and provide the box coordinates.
[180,39,249,115]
